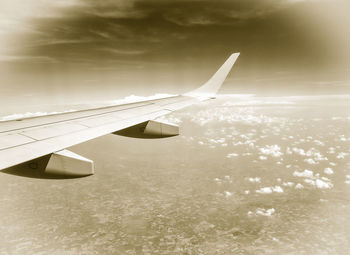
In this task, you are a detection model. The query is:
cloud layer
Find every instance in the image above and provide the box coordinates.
[0,0,349,100]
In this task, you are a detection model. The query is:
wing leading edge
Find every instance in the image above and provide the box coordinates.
[0,53,240,177]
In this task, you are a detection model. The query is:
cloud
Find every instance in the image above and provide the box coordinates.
[226,152,239,158]
[247,177,261,183]
[315,179,333,189]
[259,155,268,160]
[85,1,149,19]
[293,169,314,178]
[0,55,58,63]
[327,147,336,154]
[0,93,175,121]
[224,191,233,198]
[256,186,284,194]
[101,48,147,56]
[256,208,276,217]
[156,114,182,125]
[259,144,283,158]
[222,100,295,107]
[159,0,312,26]
[188,104,285,126]
[282,181,294,187]
[304,158,318,165]
[324,168,334,175]
[336,152,349,159]
[248,208,276,217]
[295,183,304,189]
[214,175,232,185]
[111,93,175,105]
[293,169,334,189]
[1,0,348,97]
[346,175,350,185]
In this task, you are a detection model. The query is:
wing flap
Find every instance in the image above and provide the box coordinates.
[74,115,118,128]
[21,123,87,140]
[0,133,35,150]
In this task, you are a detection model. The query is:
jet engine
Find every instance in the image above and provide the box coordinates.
[114,120,179,139]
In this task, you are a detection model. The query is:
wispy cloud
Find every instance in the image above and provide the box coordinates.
[0,55,59,63]
[101,48,147,56]
[0,0,348,94]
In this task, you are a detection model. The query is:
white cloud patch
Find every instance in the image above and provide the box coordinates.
[113,93,175,105]
[315,179,333,189]
[188,104,287,126]
[156,115,182,125]
[248,177,261,183]
[256,208,276,217]
[304,178,315,185]
[338,135,350,142]
[324,168,334,175]
[226,153,239,158]
[327,147,336,154]
[292,147,306,156]
[256,186,284,194]
[259,145,283,158]
[290,147,328,163]
[248,208,276,217]
[304,158,318,165]
[314,140,325,146]
[282,182,294,187]
[302,175,333,189]
[222,99,295,107]
[214,176,232,185]
[214,178,222,185]
[259,155,268,160]
[336,152,349,159]
[256,187,273,194]
[295,183,304,189]
[293,169,314,178]
[224,191,232,198]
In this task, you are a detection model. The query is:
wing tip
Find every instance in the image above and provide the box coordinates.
[184,52,240,99]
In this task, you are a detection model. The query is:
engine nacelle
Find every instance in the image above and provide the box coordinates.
[114,120,179,139]
[1,149,94,179]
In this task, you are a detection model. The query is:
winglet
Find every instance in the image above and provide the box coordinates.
[184,53,240,98]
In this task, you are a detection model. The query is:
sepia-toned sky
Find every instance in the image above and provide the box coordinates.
[0,0,350,107]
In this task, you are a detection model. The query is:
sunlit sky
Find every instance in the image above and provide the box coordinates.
[0,0,349,108]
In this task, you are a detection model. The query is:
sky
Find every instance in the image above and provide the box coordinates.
[0,0,350,109]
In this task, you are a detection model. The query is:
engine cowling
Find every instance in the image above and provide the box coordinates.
[1,149,94,179]
[114,120,179,139]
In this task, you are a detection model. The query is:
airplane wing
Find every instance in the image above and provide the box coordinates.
[0,53,240,177]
